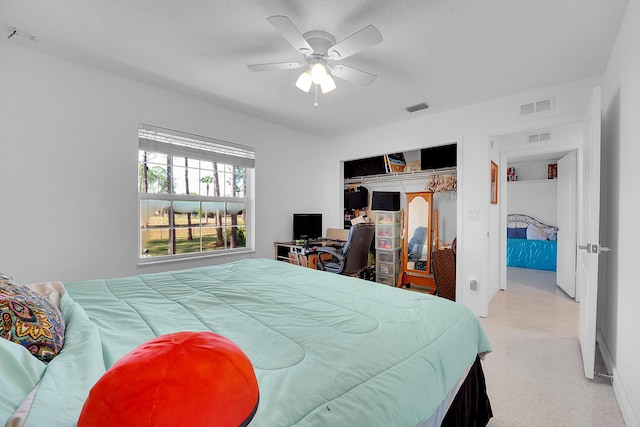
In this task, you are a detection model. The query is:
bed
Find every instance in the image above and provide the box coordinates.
[1,258,492,426]
[506,213,558,271]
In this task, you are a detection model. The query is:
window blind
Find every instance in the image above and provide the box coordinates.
[138,124,255,168]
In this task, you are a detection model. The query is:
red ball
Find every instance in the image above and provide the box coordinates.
[78,332,259,427]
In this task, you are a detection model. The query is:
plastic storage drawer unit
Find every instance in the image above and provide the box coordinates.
[376,223,401,238]
[376,273,397,286]
[376,248,401,264]
[376,236,401,250]
[377,261,401,276]
[374,211,402,225]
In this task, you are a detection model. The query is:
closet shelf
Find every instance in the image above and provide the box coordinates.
[345,167,457,185]
[507,179,557,184]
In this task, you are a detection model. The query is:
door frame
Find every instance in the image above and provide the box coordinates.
[498,144,581,292]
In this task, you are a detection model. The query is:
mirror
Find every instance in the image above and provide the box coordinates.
[402,192,433,280]
[406,195,430,272]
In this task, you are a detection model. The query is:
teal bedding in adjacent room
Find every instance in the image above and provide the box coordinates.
[506,213,559,272]
[506,238,558,271]
[2,258,491,426]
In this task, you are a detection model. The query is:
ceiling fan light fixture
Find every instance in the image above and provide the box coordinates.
[295,71,312,92]
[310,61,327,84]
[249,16,383,106]
[320,73,336,94]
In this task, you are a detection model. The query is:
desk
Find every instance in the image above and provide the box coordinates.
[274,240,345,269]
[275,229,348,269]
[274,241,319,269]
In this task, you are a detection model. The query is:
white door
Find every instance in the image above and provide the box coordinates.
[577,86,602,380]
[556,151,577,298]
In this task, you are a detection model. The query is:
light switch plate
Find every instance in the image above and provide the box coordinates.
[468,209,480,221]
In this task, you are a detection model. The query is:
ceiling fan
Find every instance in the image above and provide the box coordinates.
[247,16,383,106]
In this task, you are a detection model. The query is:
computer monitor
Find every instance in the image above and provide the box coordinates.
[293,213,322,240]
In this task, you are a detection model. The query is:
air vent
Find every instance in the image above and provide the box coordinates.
[406,102,429,113]
[520,103,535,115]
[526,131,552,143]
[536,99,551,112]
[520,97,554,115]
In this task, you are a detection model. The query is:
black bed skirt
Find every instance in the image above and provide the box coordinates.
[441,355,493,427]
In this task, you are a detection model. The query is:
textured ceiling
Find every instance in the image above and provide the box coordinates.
[0,0,629,138]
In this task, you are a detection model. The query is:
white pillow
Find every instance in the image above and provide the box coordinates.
[526,224,549,240]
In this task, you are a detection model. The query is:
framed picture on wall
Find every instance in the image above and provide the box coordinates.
[491,161,498,204]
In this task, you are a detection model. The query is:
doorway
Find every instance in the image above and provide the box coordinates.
[501,148,577,298]
[489,127,582,372]
[490,87,603,381]
[494,121,582,297]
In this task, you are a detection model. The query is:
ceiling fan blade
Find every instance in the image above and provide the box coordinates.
[267,15,314,55]
[330,65,377,86]
[327,25,383,60]
[247,61,306,72]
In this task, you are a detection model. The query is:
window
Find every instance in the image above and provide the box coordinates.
[138,124,254,261]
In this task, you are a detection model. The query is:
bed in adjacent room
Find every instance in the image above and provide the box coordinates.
[506,213,558,271]
[1,258,492,426]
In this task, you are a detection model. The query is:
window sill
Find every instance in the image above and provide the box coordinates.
[136,249,255,266]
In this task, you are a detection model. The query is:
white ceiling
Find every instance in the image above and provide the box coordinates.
[0,0,629,139]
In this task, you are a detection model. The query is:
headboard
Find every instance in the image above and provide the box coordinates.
[507,214,558,231]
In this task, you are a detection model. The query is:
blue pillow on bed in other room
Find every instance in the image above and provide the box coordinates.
[507,227,527,239]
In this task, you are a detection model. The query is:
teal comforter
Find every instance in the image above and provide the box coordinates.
[5,258,491,426]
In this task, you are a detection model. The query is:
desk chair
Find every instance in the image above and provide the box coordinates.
[316,224,375,276]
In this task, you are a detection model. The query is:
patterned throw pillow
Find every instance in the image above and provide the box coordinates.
[0,273,65,362]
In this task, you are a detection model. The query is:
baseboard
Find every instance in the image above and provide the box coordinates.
[596,330,614,373]
[597,331,639,426]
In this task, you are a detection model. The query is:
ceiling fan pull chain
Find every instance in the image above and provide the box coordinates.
[314,84,319,108]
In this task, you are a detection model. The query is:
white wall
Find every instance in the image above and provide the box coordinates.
[0,42,326,283]
[508,159,555,181]
[601,0,640,424]
[325,78,600,317]
[506,181,558,226]
[433,192,457,244]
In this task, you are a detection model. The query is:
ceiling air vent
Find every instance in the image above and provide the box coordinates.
[406,102,429,113]
[526,131,551,143]
[520,97,554,115]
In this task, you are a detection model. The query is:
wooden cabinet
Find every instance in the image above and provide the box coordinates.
[400,192,436,291]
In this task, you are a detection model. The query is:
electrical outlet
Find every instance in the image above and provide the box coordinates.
[470,279,478,291]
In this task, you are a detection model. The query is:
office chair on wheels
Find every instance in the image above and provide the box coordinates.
[316,223,375,277]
